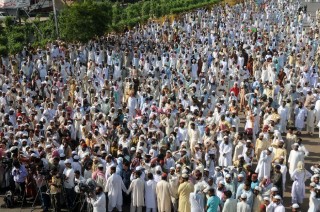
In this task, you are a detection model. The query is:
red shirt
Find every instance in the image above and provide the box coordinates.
[230,86,240,97]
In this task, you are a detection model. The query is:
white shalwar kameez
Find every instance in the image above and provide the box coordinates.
[105,173,128,212]
[145,179,157,212]
[255,150,273,181]
[218,142,232,167]
[291,169,312,204]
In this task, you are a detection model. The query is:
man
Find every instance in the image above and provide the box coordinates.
[222,190,237,212]
[292,203,300,212]
[241,180,254,208]
[271,195,285,212]
[277,100,289,133]
[206,188,222,212]
[294,102,307,133]
[190,188,205,212]
[194,171,209,205]
[63,159,75,209]
[288,143,305,175]
[168,167,179,212]
[156,173,173,212]
[278,157,287,192]
[105,166,128,212]
[49,168,62,212]
[178,174,194,212]
[11,160,28,204]
[271,165,283,197]
[252,186,263,212]
[255,147,273,180]
[224,174,235,198]
[127,170,145,212]
[218,136,232,167]
[237,193,251,212]
[254,133,270,161]
[306,105,316,135]
[142,173,156,211]
[89,186,106,212]
[272,140,287,165]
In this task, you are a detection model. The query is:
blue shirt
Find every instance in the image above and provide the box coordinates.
[12,165,28,183]
[207,195,220,212]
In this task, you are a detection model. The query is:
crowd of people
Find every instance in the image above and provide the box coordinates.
[1,0,320,211]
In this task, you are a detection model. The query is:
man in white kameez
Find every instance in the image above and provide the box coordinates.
[255,147,274,181]
[294,102,307,132]
[277,100,289,133]
[105,166,128,212]
[218,138,232,167]
[306,105,316,135]
[89,186,106,212]
[145,173,157,212]
[288,143,305,175]
[127,170,145,212]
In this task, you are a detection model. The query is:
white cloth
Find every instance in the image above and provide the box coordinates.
[255,150,273,180]
[105,173,128,211]
[63,168,75,188]
[288,150,305,175]
[127,178,145,207]
[291,169,312,204]
[236,201,251,212]
[222,198,237,212]
[190,192,205,212]
[218,142,232,167]
[308,191,320,212]
[90,193,106,212]
[145,180,157,209]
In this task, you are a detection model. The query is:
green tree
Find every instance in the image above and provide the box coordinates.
[59,1,112,42]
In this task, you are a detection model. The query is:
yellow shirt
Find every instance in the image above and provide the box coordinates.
[50,176,61,194]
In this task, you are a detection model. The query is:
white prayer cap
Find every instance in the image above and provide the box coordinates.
[313,174,320,178]
[130,147,136,151]
[181,173,189,179]
[136,166,142,171]
[46,144,52,149]
[73,155,79,160]
[219,181,225,185]
[225,174,231,178]
[98,164,104,168]
[293,143,299,146]
[238,174,244,178]
[208,149,215,154]
[72,151,77,154]
[259,132,264,136]
[310,182,316,187]
[292,203,299,209]
[254,186,262,191]
[240,193,247,199]
[60,153,65,157]
[274,195,281,200]
[176,164,181,168]
[246,140,251,143]
[238,154,243,159]
[170,167,175,170]
[263,197,270,201]
[64,159,72,164]
[267,147,273,152]
[271,187,278,192]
